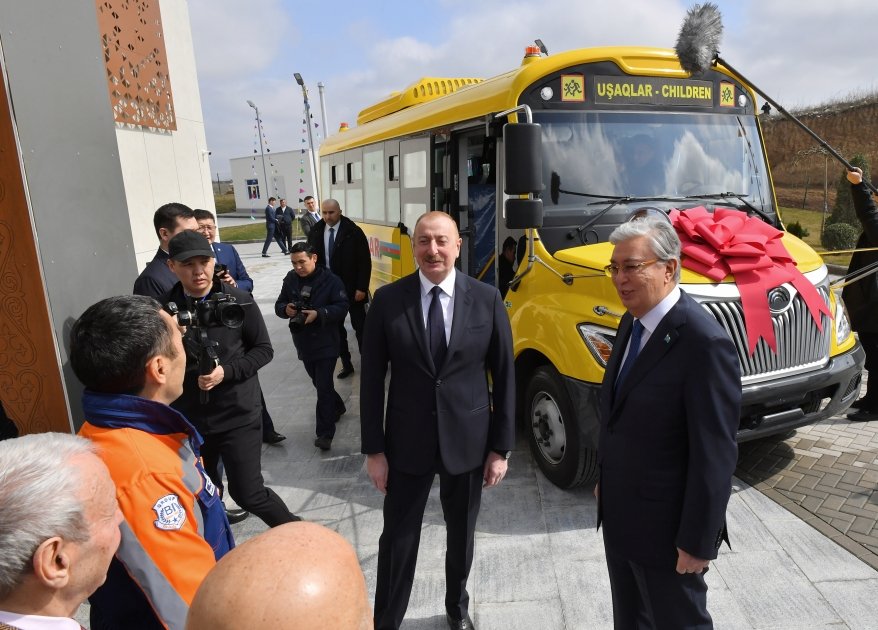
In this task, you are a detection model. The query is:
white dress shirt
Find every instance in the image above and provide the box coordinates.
[0,610,81,630]
[418,268,456,345]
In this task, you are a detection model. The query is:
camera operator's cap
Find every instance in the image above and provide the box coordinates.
[168,229,215,261]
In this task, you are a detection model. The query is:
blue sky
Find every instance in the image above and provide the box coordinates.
[189,0,876,179]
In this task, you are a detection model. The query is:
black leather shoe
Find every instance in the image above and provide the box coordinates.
[446,613,474,630]
[337,365,354,379]
[314,436,332,450]
[335,404,347,422]
[224,506,250,524]
[261,253,270,257]
[847,408,878,422]
[263,430,286,444]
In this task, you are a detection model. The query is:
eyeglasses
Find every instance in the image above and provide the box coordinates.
[603,259,660,277]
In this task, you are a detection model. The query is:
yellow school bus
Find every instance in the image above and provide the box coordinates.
[319,45,864,488]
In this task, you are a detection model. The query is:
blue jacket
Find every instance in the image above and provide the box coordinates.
[275,265,349,361]
[80,390,234,630]
[264,204,278,226]
[213,242,253,293]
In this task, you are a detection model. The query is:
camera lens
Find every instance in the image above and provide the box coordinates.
[217,302,245,328]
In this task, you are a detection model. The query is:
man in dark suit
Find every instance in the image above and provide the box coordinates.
[133,202,198,297]
[307,198,371,378]
[361,211,515,630]
[299,195,320,236]
[261,196,288,257]
[278,198,295,252]
[596,215,741,628]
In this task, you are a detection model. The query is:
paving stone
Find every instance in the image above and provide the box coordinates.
[723,492,784,553]
[475,600,568,630]
[713,550,843,628]
[816,579,878,630]
[553,558,615,629]
[762,519,876,582]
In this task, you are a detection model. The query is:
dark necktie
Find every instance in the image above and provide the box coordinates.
[327,226,335,261]
[428,286,447,368]
[615,319,644,391]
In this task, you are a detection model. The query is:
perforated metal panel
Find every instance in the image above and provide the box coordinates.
[96,0,176,130]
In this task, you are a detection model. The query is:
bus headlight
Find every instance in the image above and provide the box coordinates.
[835,295,853,345]
[578,324,617,367]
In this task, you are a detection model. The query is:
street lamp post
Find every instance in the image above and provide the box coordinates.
[317,81,330,140]
[294,73,321,200]
[246,99,270,200]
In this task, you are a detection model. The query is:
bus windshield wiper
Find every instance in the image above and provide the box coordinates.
[683,192,776,225]
[567,195,690,241]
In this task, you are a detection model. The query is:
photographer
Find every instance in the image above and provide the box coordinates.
[164,230,300,526]
[275,242,349,450]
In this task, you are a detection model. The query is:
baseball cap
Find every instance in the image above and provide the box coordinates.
[168,230,215,261]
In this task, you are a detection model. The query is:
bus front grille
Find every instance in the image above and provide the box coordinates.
[701,287,830,383]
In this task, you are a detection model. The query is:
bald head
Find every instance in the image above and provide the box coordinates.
[186,522,372,630]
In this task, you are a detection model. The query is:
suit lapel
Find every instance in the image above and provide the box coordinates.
[611,296,688,411]
[402,274,434,371]
[445,272,471,372]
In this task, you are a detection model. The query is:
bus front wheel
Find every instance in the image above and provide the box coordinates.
[525,366,596,488]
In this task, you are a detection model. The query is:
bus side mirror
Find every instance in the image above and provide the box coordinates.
[506,198,543,229]
[504,122,544,229]
[504,123,543,194]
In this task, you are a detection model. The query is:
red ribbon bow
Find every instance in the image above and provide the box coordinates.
[669,207,831,354]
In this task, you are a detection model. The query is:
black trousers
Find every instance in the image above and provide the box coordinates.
[280,222,293,250]
[262,224,287,254]
[373,464,483,630]
[604,541,712,630]
[859,332,878,411]
[260,387,277,436]
[338,300,367,365]
[302,357,344,439]
[201,420,296,527]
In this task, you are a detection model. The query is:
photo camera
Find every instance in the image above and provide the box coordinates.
[289,286,313,333]
[166,292,246,329]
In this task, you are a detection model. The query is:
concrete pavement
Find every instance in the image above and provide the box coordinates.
[78,240,878,628]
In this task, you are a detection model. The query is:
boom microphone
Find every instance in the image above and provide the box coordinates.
[674,2,723,74]
[672,3,878,194]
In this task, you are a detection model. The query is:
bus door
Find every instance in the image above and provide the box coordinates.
[454,130,497,283]
[399,137,431,235]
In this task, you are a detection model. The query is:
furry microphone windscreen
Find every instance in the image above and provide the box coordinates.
[674,2,723,74]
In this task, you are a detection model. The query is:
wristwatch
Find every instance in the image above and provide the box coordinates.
[492,449,512,460]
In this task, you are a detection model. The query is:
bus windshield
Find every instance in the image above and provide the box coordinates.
[536,110,775,223]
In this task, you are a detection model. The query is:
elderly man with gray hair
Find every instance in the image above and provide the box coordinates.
[0,432,122,629]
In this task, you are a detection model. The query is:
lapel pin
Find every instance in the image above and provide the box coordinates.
[664,334,671,343]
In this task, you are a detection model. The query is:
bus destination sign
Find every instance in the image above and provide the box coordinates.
[593,76,713,107]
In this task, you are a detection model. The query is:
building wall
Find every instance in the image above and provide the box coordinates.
[230,149,318,215]
[0,1,137,430]
[121,0,215,271]
[0,0,215,432]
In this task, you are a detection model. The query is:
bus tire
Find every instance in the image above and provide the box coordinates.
[525,366,597,489]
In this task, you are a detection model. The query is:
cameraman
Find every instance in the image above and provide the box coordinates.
[275,242,349,450]
[164,230,300,526]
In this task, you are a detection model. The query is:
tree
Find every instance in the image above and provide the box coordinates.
[827,154,870,227]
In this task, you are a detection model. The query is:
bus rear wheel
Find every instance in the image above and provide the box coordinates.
[525,366,596,488]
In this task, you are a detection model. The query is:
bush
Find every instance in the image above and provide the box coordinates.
[786,221,809,239]
[821,222,860,251]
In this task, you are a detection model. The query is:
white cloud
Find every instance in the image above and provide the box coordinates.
[193,0,878,178]
[189,0,292,77]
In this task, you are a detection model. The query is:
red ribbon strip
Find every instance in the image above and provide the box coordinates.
[669,207,831,354]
